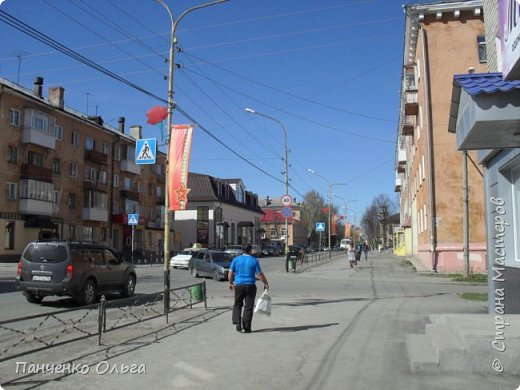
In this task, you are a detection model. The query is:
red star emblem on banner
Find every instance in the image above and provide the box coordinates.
[175,185,191,204]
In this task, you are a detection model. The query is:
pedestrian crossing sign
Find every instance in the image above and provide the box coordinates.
[128,214,139,225]
[135,138,156,164]
[316,222,325,232]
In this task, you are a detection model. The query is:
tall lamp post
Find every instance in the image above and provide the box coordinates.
[245,108,290,259]
[156,0,229,318]
[307,169,347,250]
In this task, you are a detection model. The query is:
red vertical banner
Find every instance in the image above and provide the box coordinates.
[345,223,351,238]
[168,124,194,211]
[332,214,338,235]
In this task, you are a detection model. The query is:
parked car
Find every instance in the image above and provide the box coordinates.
[170,248,197,269]
[224,245,243,258]
[262,244,283,257]
[189,250,235,281]
[16,240,136,305]
[250,245,262,258]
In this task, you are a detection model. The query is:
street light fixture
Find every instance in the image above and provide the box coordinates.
[245,108,290,261]
[156,0,229,318]
[307,169,347,251]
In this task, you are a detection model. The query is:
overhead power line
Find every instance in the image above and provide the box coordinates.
[0,9,299,194]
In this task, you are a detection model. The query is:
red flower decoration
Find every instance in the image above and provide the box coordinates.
[146,106,168,125]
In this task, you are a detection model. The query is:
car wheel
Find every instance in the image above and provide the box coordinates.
[212,270,221,281]
[79,279,97,305]
[122,274,136,297]
[191,267,198,277]
[24,291,43,304]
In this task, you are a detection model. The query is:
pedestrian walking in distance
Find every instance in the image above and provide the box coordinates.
[362,242,369,261]
[347,243,356,268]
[228,244,269,333]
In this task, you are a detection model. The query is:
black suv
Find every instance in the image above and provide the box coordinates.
[16,241,137,305]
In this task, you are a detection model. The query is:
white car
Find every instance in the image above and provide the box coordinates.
[171,249,196,269]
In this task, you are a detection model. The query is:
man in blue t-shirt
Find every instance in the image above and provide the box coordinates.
[228,244,269,333]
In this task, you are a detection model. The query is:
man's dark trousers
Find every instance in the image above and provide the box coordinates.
[232,284,257,331]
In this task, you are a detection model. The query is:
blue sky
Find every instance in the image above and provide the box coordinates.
[0,0,420,222]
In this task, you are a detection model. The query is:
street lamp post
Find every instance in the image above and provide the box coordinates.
[245,108,290,261]
[156,0,229,319]
[307,169,347,251]
[332,195,357,242]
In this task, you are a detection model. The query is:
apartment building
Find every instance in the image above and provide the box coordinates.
[0,76,168,262]
[395,1,487,272]
[259,196,308,248]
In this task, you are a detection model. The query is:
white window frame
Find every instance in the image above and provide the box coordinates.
[6,182,17,200]
[103,143,109,155]
[113,174,120,188]
[85,136,94,151]
[55,124,63,141]
[72,130,80,148]
[114,146,121,161]
[9,109,20,127]
[71,162,78,178]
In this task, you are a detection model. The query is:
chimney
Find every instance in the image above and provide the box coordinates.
[33,77,43,98]
[129,125,142,140]
[48,86,65,109]
[118,117,125,133]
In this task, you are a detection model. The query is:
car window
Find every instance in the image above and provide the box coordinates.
[90,250,105,266]
[196,251,206,260]
[103,249,119,265]
[211,252,233,262]
[23,243,68,263]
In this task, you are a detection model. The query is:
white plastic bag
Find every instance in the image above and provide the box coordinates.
[254,289,272,316]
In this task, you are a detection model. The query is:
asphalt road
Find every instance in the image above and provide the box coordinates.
[1,252,518,390]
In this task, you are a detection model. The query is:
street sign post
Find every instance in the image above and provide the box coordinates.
[128,214,138,263]
[316,222,325,252]
[281,194,293,207]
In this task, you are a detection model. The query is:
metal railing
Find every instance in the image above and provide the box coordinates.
[285,250,342,272]
[0,281,206,363]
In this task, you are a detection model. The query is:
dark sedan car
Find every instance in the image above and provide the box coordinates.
[189,250,235,281]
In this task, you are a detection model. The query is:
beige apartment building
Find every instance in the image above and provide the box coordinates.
[0,77,169,262]
[395,1,487,273]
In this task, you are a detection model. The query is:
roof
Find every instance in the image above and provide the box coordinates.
[449,72,520,133]
[261,209,298,223]
[453,72,520,95]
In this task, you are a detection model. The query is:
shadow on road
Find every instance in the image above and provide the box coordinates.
[254,322,339,333]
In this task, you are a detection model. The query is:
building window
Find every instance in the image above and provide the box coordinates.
[124,177,132,190]
[156,186,162,197]
[53,190,60,205]
[197,206,209,245]
[71,130,80,148]
[84,190,107,209]
[477,35,487,63]
[270,227,277,238]
[113,174,120,188]
[68,224,76,240]
[98,170,108,184]
[82,226,94,241]
[103,143,109,155]
[85,136,95,151]
[71,162,78,178]
[68,193,77,209]
[281,227,287,238]
[52,158,61,174]
[100,227,107,242]
[114,146,121,161]
[19,179,53,201]
[122,145,135,162]
[113,200,120,214]
[7,145,17,163]
[28,151,43,166]
[137,180,143,193]
[4,221,15,250]
[55,125,63,141]
[9,109,20,127]
[85,166,97,182]
[148,183,153,196]
[6,182,17,200]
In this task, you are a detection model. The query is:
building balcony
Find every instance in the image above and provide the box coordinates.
[22,127,56,149]
[120,189,140,201]
[85,149,108,164]
[404,90,418,116]
[402,116,415,136]
[398,149,406,163]
[82,207,108,222]
[21,164,53,182]
[19,198,53,216]
[395,176,402,192]
[83,180,108,193]
[121,159,141,175]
